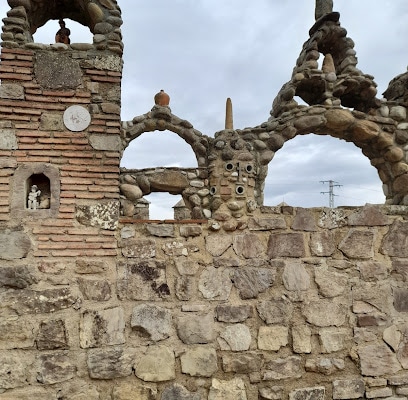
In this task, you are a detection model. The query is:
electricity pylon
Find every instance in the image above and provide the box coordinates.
[320,180,342,208]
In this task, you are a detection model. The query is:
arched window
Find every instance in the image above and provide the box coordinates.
[33,19,93,44]
[265,134,385,207]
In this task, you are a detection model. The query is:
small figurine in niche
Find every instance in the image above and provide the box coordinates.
[28,185,41,210]
[55,19,71,44]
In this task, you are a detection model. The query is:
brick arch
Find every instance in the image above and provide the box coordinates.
[260,107,408,205]
[122,107,210,168]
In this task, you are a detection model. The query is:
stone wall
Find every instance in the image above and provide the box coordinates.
[1,204,408,399]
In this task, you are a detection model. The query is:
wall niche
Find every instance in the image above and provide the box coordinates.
[11,164,60,219]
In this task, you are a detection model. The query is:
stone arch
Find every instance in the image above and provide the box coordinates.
[122,106,210,168]
[258,107,408,205]
[3,0,123,53]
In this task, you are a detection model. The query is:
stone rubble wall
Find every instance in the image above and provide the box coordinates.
[1,204,408,399]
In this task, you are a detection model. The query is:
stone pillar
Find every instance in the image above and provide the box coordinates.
[315,0,333,20]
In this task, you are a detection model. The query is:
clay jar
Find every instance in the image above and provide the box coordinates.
[154,90,170,106]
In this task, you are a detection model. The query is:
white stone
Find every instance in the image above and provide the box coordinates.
[218,324,251,351]
[258,326,288,351]
[63,105,91,132]
[208,378,247,400]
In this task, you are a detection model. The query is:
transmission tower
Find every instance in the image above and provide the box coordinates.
[320,180,342,208]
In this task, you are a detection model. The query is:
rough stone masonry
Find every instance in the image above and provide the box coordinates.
[1,0,408,399]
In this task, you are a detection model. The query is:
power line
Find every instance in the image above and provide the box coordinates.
[320,180,342,208]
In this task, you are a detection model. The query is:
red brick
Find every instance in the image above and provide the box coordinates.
[0,73,31,81]
[75,192,105,200]
[38,243,68,250]
[33,227,67,235]
[88,186,119,193]
[13,108,42,115]
[88,126,105,133]
[1,53,16,60]
[75,91,91,98]
[85,69,106,76]
[38,138,71,145]
[107,71,122,77]
[18,138,38,144]
[50,235,83,243]
[91,76,121,83]
[68,159,101,166]
[88,166,119,173]
[106,128,120,134]
[61,177,94,185]
[61,184,89,191]
[15,130,48,137]
[63,151,95,159]
[2,48,33,56]
[39,220,74,227]
[15,123,40,129]
[1,60,33,68]
[67,228,99,236]
[43,90,75,97]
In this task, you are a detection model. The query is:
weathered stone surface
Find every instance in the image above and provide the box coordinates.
[302,300,346,327]
[358,343,401,376]
[348,205,390,226]
[222,353,262,373]
[40,113,63,131]
[233,233,265,258]
[88,347,132,379]
[149,171,189,192]
[319,328,349,353]
[314,265,348,297]
[78,277,111,301]
[35,53,82,89]
[175,259,200,275]
[146,224,175,237]
[176,313,215,344]
[383,325,401,353]
[310,231,336,256]
[120,184,143,202]
[0,354,31,390]
[293,325,312,354]
[0,388,53,400]
[305,357,345,375]
[259,386,284,400]
[325,109,355,131]
[131,304,172,341]
[262,356,302,380]
[120,239,156,258]
[258,326,288,351]
[0,320,34,350]
[117,261,169,300]
[332,379,365,399]
[136,346,175,382]
[358,261,388,281]
[112,382,157,400]
[0,288,77,315]
[36,319,68,350]
[382,221,408,257]
[76,201,119,230]
[339,229,374,259]
[208,378,247,400]
[180,347,218,377]
[353,281,392,314]
[397,330,408,368]
[0,265,37,289]
[248,217,286,231]
[180,225,202,237]
[161,384,201,400]
[199,266,232,300]
[206,234,232,256]
[75,259,107,274]
[282,261,310,291]
[318,208,347,229]
[267,233,306,258]
[37,353,76,384]
[89,134,122,151]
[292,208,317,231]
[232,268,275,299]
[80,307,125,348]
[216,304,253,323]
[0,83,24,100]
[219,324,251,351]
[0,128,17,149]
[0,230,31,260]
[175,276,195,300]
[257,299,293,325]
[289,387,325,400]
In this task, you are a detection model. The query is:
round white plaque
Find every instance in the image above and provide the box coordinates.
[63,105,91,132]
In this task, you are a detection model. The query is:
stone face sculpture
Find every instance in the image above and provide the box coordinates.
[28,185,41,210]
[55,19,71,44]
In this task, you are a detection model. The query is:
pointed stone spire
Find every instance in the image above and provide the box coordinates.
[225,98,233,129]
[315,0,333,20]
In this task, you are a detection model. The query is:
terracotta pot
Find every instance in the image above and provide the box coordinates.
[154,90,170,106]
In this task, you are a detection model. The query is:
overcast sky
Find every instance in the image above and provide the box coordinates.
[1,1,407,218]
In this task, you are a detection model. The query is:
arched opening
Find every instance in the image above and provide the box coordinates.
[120,130,199,220]
[33,19,93,44]
[121,130,197,169]
[26,173,51,210]
[264,134,385,208]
